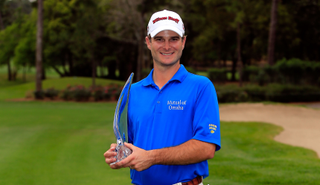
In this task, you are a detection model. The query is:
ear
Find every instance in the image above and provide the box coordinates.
[145,36,151,50]
[182,36,187,50]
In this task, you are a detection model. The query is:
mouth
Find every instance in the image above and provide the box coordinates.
[160,52,174,56]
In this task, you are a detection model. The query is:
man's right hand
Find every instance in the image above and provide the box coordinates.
[103,143,117,166]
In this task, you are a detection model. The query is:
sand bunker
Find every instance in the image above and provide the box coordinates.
[219,103,320,158]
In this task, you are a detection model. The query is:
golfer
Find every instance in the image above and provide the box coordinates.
[104,9,221,185]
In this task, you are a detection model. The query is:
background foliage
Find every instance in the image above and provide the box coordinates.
[0,0,319,82]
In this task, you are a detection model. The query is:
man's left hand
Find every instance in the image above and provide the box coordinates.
[110,142,154,172]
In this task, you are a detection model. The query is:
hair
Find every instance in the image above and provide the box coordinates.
[147,34,186,43]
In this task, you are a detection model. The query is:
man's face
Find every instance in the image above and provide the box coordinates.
[146,30,186,67]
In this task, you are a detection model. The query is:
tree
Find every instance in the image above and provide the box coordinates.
[102,0,176,81]
[102,0,145,80]
[35,0,43,96]
[0,0,32,81]
[281,0,320,61]
[14,10,36,82]
[0,0,5,30]
[187,0,246,82]
[0,23,19,80]
[42,0,104,84]
[267,0,279,65]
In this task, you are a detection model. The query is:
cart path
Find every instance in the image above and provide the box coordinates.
[219,103,320,158]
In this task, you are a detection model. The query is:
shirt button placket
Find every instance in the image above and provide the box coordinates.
[155,91,162,113]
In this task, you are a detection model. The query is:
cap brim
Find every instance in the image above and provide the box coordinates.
[150,25,183,37]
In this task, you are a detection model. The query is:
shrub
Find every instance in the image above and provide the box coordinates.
[90,85,104,101]
[34,90,44,99]
[60,86,73,101]
[215,83,320,103]
[242,66,259,82]
[106,84,121,100]
[303,62,320,85]
[265,84,320,102]
[60,85,91,101]
[142,68,151,79]
[71,85,91,101]
[243,85,266,102]
[44,88,59,99]
[207,68,227,82]
[185,66,197,74]
[103,89,112,100]
[273,58,320,85]
[216,85,247,103]
[262,65,279,83]
[275,58,305,85]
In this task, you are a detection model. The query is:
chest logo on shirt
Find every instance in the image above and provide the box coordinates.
[167,100,187,110]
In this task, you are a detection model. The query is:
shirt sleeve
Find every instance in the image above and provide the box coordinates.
[192,80,221,151]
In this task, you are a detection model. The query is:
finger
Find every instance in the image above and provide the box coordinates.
[110,158,132,169]
[104,149,116,157]
[124,142,134,150]
[104,147,117,165]
[110,162,122,169]
[105,156,117,165]
[114,153,135,169]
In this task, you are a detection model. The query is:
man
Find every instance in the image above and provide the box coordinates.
[104,9,221,185]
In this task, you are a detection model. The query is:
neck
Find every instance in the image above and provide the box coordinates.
[153,63,180,89]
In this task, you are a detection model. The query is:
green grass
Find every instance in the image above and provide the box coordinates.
[0,101,131,185]
[0,101,319,185]
[0,77,124,100]
[208,122,320,185]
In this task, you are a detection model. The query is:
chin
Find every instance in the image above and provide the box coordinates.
[159,60,179,67]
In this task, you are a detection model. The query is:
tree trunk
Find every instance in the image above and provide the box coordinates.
[7,61,12,81]
[107,60,117,79]
[92,60,96,88]
[66,52,73,76]
[231,58,237,81]
[1,12,9,81]
[136,16,145,81]
[99,60,104,77]
[23,64,26,82]
[237,22,243,87]
[42,67,46,80]
[35,0,43,94]
[0,10,4,30]
[267,0,279,66]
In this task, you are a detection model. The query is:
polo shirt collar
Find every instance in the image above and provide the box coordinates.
[142,64,188,87]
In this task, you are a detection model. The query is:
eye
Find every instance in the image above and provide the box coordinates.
[154,37,163,42]
[170,37,180,42]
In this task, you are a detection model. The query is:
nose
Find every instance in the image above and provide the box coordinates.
[163,40,170,50]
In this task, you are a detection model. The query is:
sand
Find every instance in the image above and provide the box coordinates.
[219,103,320,158]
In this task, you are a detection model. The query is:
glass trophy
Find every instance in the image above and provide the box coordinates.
[111,73,134,164]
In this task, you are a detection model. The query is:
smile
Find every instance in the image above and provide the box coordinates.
[161,52,174,56]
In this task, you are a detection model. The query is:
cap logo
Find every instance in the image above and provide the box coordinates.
[152,16,180,24]
[153,17,167,24]
[168,16,179,23]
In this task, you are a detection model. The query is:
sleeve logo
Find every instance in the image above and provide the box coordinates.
[209,124,217,134]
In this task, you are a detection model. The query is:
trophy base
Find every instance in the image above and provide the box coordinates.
[111,144,132,165]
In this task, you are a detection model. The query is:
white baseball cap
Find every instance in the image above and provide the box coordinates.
[147,10,185,37]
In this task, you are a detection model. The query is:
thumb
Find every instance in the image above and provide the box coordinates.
[124,142,134,150]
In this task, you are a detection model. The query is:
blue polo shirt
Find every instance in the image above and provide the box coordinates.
[128,65,221,185]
